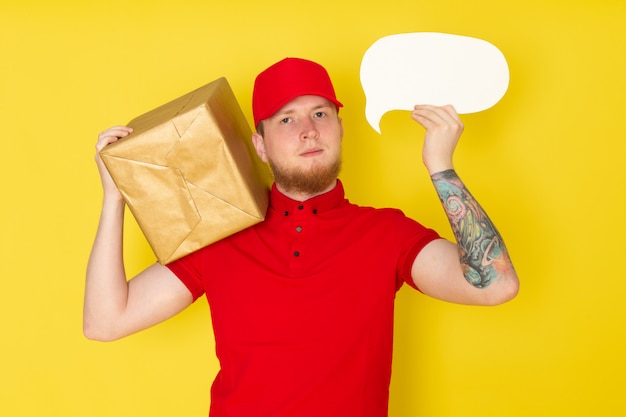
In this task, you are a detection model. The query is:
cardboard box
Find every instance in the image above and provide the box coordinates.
[100,77,272,264]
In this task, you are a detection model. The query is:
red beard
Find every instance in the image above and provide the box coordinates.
[267,156,342,197]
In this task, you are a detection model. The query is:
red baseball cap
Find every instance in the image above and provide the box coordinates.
[252,57,343,127]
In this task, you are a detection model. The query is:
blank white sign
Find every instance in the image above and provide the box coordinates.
[360,32,510,133]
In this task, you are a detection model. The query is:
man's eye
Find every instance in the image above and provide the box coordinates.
[280,117,291,124]
[314,111,326,118]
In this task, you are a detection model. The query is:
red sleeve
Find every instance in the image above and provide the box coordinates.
[396,226,441,292]
[166,251,205,302]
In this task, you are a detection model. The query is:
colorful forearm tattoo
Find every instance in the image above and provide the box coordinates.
[431,169,510,289]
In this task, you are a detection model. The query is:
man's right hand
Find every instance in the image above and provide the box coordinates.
[95,126,133,201]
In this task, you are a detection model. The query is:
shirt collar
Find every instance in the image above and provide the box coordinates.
[269,179,346,215]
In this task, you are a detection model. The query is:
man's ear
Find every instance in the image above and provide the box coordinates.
[339,117,344,141]
[251,132,268,163]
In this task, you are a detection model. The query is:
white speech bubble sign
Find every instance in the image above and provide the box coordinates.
[360,32,510,133]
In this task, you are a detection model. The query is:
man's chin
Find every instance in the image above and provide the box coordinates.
[269,160,342,197]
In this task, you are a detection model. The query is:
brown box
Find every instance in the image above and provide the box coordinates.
[100,77,272,264]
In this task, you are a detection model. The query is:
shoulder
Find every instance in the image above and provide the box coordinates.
[348,202,425,228]
[338,202,438,248]
[342,198,409,218]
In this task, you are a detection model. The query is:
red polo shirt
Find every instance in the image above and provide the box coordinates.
[167,180,440,417]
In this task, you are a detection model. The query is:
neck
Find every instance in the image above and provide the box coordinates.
[275,179,338,202]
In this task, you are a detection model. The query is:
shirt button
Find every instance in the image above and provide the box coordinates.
[295,226,303,232]
[298,205,304,210]
[293,251,300,257]
[283,211,289,216]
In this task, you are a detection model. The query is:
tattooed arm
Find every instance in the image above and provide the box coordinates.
[409,105,519,305]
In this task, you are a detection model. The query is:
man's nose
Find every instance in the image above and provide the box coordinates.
[300,119,319,140]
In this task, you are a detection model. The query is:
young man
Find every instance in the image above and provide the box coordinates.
[85,57,519,417]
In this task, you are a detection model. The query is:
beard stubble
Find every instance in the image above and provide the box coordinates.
[267,155,342,197]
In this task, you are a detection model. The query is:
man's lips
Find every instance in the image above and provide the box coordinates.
[300,148,323,157]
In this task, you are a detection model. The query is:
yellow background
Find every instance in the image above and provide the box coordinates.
[1,0,625,415]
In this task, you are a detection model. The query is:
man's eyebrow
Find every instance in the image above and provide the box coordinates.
[291,103,332,112]
[312,103,332,111]
[274,101,334,117]
[276,108,296,116]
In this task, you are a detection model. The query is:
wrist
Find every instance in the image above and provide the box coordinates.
[102,193,125,210]
[430,168,458,180]
[423,153,453,175]
[426,162,454,176]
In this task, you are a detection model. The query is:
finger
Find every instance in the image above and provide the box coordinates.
[412,105,463,133]
[95,135,120,152]
[413,105,459,123]
[96,126,133,152]
[98,126,133,140]
[411,107,446,129]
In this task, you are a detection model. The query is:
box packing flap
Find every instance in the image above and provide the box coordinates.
[100,77,272,264]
